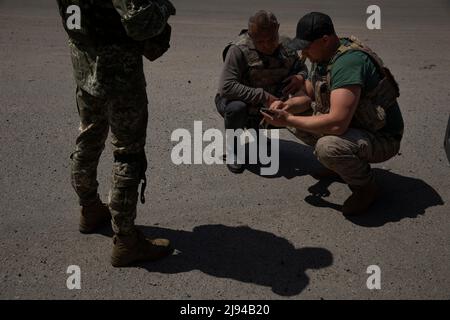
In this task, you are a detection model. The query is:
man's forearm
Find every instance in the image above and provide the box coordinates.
[286,113,345,136]
[220,80,268,105]
[284,94,311,114]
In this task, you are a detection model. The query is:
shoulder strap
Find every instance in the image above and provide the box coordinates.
[222,30,252,62]
[327,36,386,76]
[326,36,399,97]
[222,43,233,62]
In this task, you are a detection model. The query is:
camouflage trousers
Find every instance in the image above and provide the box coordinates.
[290,127,402,186]
[71,86,148,235]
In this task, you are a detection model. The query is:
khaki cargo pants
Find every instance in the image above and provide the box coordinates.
[290,127,401,186]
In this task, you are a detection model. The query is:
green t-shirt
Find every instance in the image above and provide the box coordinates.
[314,39,404,136]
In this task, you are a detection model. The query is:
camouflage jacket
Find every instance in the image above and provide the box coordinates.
[57,0,175,96]
[57,0,175,45]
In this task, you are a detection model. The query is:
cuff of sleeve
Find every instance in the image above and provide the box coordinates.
[262,90,271,106]
[297,72,307,80]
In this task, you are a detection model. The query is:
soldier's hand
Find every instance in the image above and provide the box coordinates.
[142,23,172,61]
[270,100,286,110]
[261,108,291,127]
[265,94,278,108]
[282,75,305,96]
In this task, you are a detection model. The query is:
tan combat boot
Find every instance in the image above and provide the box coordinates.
[111,229,173,267]
[342,179,380,216]
[79,199,111,234]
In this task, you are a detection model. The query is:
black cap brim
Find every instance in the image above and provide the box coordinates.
[287,38,311,51]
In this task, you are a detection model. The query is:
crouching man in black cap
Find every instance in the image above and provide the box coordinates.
[262,12,404,216]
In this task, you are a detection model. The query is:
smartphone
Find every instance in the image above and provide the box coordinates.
[260,107,276,116]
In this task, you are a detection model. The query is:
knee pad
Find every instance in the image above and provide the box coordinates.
[113,151,147,203]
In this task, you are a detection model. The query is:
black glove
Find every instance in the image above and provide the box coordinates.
[157,0,176,16]
[142,23,172,61]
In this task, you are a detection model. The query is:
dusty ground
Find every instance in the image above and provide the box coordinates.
[0,0,449,299]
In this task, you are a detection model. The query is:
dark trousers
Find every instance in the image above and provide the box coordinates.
[215,95,263,130]
[215,95,247,130]
[215,95,272,161]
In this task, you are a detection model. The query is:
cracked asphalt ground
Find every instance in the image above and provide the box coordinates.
[0,0,449,299]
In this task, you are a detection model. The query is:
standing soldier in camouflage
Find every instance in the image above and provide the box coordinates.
[263,12,404,216]
[57,0,176,267]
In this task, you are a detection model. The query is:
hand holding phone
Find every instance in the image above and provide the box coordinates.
[260,107,276,116]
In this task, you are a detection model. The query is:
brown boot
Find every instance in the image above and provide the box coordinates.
[79,199,111,234]
[342,180,380,216]
[111,229,173,267]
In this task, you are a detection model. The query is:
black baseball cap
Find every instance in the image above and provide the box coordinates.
[289,12,335,50]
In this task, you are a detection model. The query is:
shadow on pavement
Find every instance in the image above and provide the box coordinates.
[304,168,444,227]
[132,224,333,297]
[241,138,444,227]
[245,139,321,179]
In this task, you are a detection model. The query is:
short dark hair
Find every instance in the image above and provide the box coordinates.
[248,10,279,35]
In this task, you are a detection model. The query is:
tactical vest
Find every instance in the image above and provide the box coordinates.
[56,0,131,45]
[223,31,301,99]
[310,36,400,132]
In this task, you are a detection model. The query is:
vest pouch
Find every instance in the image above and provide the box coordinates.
[249,67,290,96]
[353,98,387,132]
[353,73,399,132]
[314,80,330,115]
[119,0,175,41]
